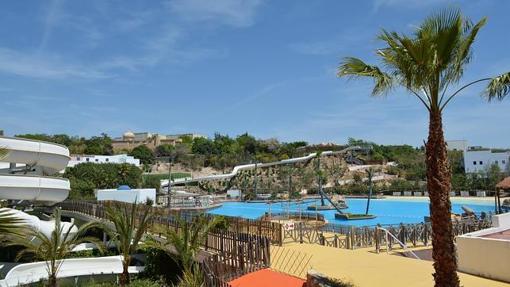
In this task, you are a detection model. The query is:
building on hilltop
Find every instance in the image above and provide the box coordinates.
[464,148,510,173]
[68,154,140,168]
[111,131,207,152]
[446,140,468,151]
[166,133,207,140]
[112,131,176,152]
[445,140,509,174]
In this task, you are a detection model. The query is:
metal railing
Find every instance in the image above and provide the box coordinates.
[376,226,420,259]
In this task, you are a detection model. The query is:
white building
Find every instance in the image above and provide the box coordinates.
[447,140,468,151]
[96,186,156,205]
[464,149,510,173]
[67,154,140,168]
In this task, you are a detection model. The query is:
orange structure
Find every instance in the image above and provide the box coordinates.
[229,269,305,287]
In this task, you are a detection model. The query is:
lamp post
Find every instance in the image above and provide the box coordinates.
[167,156,173,208]
[316,153,325,207]
[156,155,174,209]
[254,161,258,195]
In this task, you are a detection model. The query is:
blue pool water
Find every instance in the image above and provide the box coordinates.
[208,198,496,226]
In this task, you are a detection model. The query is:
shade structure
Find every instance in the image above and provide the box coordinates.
[496,177,510,190]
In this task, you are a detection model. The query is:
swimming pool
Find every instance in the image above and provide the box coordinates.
[207,198,496,226]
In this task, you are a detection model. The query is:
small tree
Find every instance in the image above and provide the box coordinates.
[129,145,155,165]
[105,201,153,286]
[155,144,175,157]
[6,208,103,287]
[149,214,219,284]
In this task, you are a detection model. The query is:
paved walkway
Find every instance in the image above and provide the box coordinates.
[281,243,510,287]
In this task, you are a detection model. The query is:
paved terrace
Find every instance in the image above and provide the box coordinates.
[279,242,510,287]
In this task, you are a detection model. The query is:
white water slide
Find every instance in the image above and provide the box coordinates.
[0,256,143,287]
[0,137,143,287]
[0,136,70,202]
[0,136,72,238]
[162,146,361,188]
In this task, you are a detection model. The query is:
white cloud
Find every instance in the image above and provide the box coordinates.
[0,48,109,79]
[168,0,263,27]
[39,0,64,50]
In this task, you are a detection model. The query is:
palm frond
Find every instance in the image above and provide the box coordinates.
[445,17,487,84]
[104,200,153,283]
[417,8,462,39]
[4,207,102,280]
[0,208,25,236]
[337,57,393,96]
[485,72,510,101]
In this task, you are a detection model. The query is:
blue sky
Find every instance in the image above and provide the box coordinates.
[1,0,509,147]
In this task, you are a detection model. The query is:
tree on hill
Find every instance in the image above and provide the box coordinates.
[15,133,113,155]
[84,133,113,155]
[155,144,175,157]
[129,145,155,165]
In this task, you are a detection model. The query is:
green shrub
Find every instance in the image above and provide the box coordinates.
[64,163,142,199]
[140,247,181,285]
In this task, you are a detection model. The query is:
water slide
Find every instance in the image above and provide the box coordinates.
[0,136,72,238]
[162,146,361,188]
[0,256,143,287]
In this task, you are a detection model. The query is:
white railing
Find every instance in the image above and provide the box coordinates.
[376,226,420,260]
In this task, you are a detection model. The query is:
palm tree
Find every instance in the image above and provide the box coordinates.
[105,201,153,286]
[149,214,219,284]
[6,208,103,287]
[337,9,509,287]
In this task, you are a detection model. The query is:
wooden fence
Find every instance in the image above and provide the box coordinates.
[56,200,272,287]
[282,217,493,250]
[58,200,283,245]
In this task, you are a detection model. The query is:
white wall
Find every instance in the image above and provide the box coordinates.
[457,213,510,283]
[68,154,140,168]
[96,188,156,205]
[463,150,510,173]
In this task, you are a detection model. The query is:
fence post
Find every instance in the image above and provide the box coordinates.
[299,222,303,244]
[424,224,429,246]
[350,226,355,250]
[375,225,380,253]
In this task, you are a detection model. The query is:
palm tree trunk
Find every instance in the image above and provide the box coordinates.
[426,110,460,287]
[47,274,58,287]
[119,261,130,286]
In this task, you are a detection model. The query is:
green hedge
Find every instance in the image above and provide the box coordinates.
[64,163,142,199]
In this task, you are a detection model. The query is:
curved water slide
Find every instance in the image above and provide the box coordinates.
[0,136,72,238]
[162,146,361,188]
[0,256,143,287]
[0,136,70,202]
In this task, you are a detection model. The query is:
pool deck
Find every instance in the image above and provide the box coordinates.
[385,195,505,203]
[278,242,510,287]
